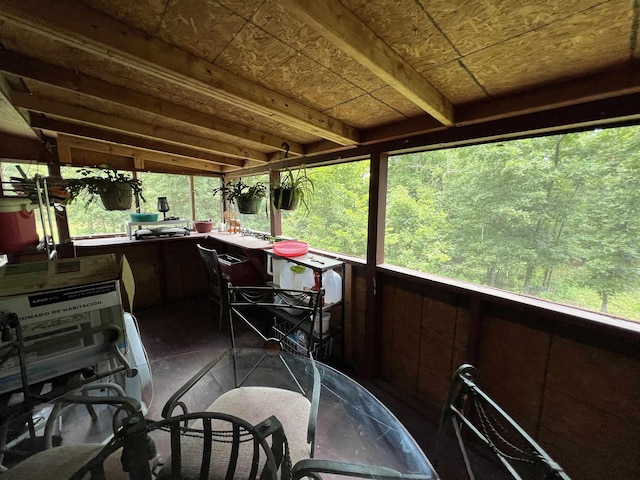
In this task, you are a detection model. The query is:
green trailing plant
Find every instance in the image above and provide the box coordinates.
[271,165,314,212]
[63,166,145,210]
[213,179,268,214]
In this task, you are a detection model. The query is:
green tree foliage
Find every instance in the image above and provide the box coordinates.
[5,124,638,321]
[282,162,369,257]
[385,126,640,320]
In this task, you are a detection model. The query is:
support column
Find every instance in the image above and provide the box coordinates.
[363,152,388,378]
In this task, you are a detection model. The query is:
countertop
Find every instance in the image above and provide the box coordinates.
[73,231,274,250]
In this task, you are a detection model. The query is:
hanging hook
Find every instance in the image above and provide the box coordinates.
[281,142,290,159]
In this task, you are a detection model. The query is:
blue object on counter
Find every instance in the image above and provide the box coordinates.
[129,213,159,222]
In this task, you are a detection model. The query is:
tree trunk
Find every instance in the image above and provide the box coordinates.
[601,292,608,312]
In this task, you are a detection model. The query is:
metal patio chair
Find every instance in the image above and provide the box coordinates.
[435,364,571,480]
[196,244,230,331]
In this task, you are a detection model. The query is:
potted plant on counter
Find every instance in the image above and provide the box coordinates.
[213,179,267,214]
[62,166,145,211]
[271,165,314,212]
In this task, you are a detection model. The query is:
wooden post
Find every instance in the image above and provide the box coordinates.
[363,151,388,378]
[269,169,281,236]
[44,137,71,245]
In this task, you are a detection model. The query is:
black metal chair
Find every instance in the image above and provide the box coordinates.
[435,364,571,480]
[3,403,289,480]
[159,287,325,479]
[196,244,230,331]
[227,284,324,357]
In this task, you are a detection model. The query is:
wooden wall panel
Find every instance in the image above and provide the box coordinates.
[390,324,420,394]
[373,268,640,479]
[546,336,640,424]
[417,298,457,409]
[74,237,210,310]
[452,309,469,371]
[380,275,396,380]
[540,388,640,480]
[476,315,551,432]
[347,267,367,366]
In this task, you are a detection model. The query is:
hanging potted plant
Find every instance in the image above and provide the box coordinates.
[271,165,314,212]
[62,166,145,211]
[213,179,267,214]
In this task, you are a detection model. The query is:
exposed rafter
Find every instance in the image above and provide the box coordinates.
[0,0,360,146]
[12,92,267,163]
[57,135,224,174]
[279,0,454,127]
[0,50,306,156]
[30,117,246,170]
[0,75,38,138]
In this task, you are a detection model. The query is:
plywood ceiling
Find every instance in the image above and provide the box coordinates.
[0,0,638,175]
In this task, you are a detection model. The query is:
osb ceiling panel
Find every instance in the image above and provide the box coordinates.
[424,0,607,56]
[301,36,387,92]
[324,94,406,129]
[263,53,368,111]
[215,22,297,84]
[249,0,321,52]
[464,0,634,96]
[354,0,459,74]
[158,0,246,63]
[84,0,167,35]
[0,0,638,174]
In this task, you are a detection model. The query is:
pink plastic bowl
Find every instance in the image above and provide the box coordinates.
[194,221,213,233]
[273,240,308,257]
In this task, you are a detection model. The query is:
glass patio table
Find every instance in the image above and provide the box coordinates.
[161,347,440,479]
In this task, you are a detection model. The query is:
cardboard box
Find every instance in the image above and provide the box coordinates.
[0,254,130,394]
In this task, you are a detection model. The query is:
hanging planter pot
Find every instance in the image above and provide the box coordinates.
[237,195,263,214]
[270,165,314,213]
[99,182,133,211]
[62,166,144,211]
[271,187,299,211]
[213,179,267,215]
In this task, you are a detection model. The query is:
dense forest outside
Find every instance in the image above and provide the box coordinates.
[280,161,370,258]
[194,176,221,222]
[385,126,640,322]
[2,125,638,322]
[230,174,270,233]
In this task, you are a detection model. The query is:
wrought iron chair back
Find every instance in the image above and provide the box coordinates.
[227,285,323,357]
[68,410,288,480]
[436,364,571,480]
[196,244,230,331]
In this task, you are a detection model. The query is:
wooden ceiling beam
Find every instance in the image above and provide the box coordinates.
[280,0,454,127]
[0,0,360,145]
[0,75,38,139]
[57,135,224,174]
[0,132,43,160]
[0,50,305,156]
[30,117,245,169]
[12,92,267,163]
[457,65,640,126]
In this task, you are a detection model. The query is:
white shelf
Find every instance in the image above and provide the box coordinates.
[126,218,190,239]
[264,250,343,271]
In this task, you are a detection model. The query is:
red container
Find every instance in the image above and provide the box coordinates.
[0,198,39,254]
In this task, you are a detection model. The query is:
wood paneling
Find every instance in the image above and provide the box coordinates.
[74,237,209,310]
[375,268,640,480]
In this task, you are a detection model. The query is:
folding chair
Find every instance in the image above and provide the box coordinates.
[436,364,571,480]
